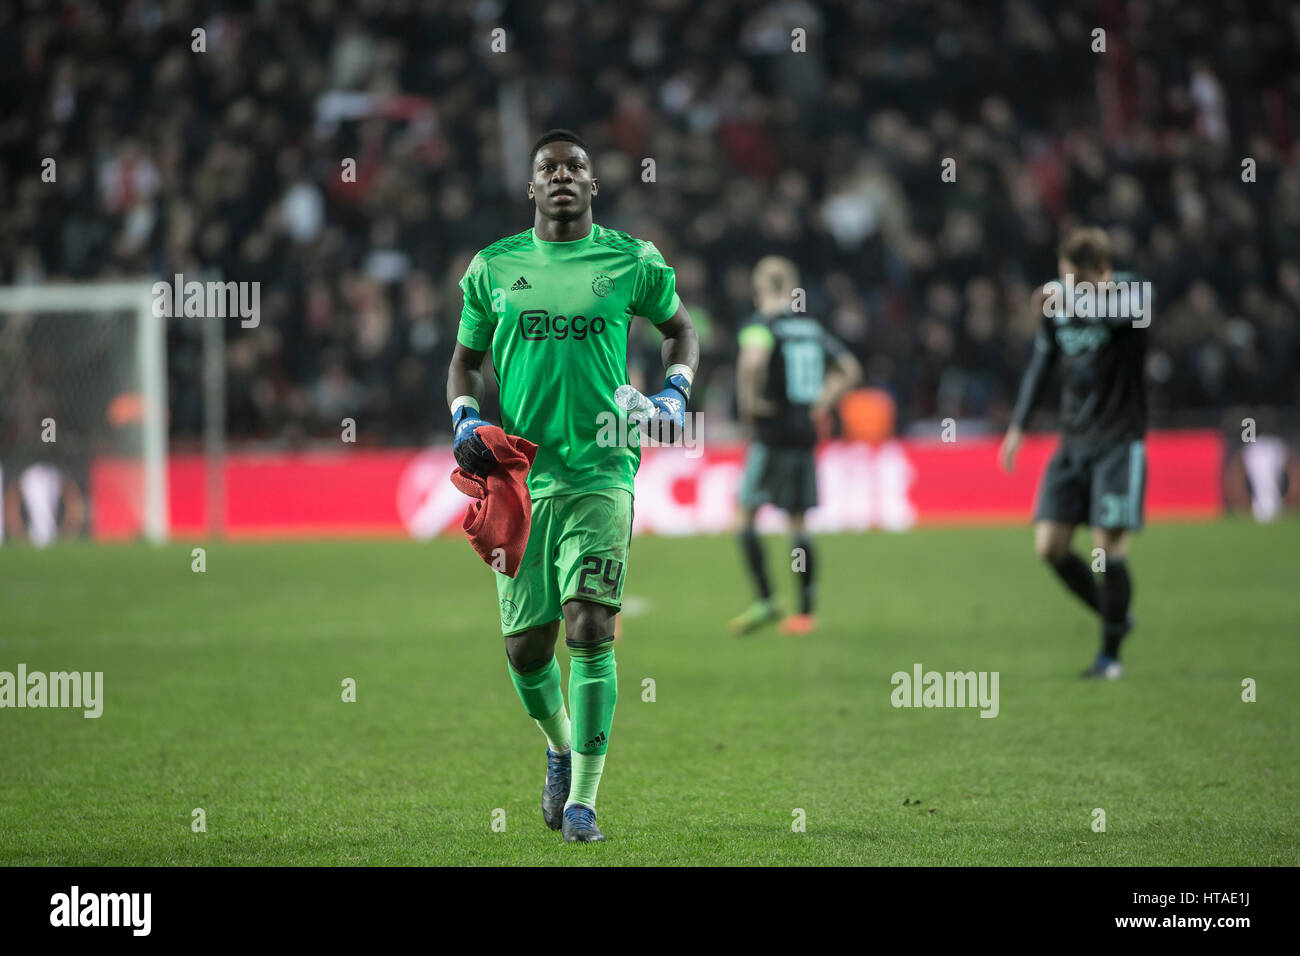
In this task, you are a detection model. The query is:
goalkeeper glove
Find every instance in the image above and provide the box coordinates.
[452,403,497,476]
[647,367,693,443]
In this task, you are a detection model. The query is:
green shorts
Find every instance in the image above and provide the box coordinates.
[1033,439,1147,530]
[495,487,634,636]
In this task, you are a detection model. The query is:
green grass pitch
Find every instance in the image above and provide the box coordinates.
[1,519,1296,866]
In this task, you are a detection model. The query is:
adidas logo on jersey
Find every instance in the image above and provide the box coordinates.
[510,276,532,291]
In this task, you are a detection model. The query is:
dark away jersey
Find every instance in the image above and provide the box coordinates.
[1010,271,1148,447]
[738,311,849,448]
[456,224,680,498]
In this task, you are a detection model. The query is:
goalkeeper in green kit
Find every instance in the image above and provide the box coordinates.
[446,130,699,842]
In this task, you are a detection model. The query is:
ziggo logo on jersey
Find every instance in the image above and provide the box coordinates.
[518,310,608,341]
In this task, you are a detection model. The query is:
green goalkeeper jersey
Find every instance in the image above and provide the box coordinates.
[456,223,681,498]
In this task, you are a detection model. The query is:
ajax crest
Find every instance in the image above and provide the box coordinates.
[591,273,614,297]
[500,597,519,626]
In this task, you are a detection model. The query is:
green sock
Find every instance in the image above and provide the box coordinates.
[536,706,571,753]
[566,637,617,808]
[570,753,606,809]
[508,656,569,750]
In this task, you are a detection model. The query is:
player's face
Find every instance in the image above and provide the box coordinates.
[528,142,597,222]
[1059,258,1112,285]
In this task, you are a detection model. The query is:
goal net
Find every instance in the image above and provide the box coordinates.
[0,283,167,545]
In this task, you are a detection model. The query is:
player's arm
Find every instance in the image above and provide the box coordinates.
[446,342,497,476]
[814,331,862,416]
[736,324,776,425]
[1000,285,1058,473]
[655,300,699,383]
[447,254,498,476]
[447,342,488,413]
[646,300,699,429]
[635,242,698,429]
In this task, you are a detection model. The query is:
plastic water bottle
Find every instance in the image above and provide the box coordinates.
[614,384,655,424]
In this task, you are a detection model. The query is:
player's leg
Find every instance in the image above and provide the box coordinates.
[504,622,565,739]
[503,621,573,828]
[779,509,816,634]
[1082,441,1145,679]
[780,446,819,634]
[559,598,618,842]
[729,442,781,634]
[736,504,771,600]
[497,498,570,828]
[1033,445,1100,613]
[1088,527,1132,678]
[553,488,633,842]
[730,503,781,633]
[1033,519,1096,609]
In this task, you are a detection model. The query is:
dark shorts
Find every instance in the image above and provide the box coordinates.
[1033,440,1147,530]
[738,442,818,514]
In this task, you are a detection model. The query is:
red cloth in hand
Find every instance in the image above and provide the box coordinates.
[449,426,538,577]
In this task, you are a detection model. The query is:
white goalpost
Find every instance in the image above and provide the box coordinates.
[0,282,168,544]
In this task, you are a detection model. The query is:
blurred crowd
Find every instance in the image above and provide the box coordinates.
[2,0,1298,446]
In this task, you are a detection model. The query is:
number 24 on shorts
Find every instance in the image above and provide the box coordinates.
[577,557,624,597]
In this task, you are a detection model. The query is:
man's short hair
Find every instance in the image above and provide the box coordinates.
[753,255,800,297]
[1059,227,1112,273]
[531,129,589,165]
